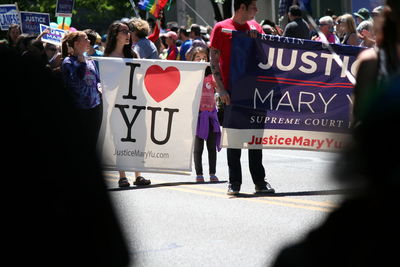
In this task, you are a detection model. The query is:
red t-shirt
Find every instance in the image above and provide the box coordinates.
[315,33,337,44]
[167,45,178,60]
[210,18,263,90]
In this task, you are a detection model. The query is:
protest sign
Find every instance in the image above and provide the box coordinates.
[19,11,50,34]
[56,0,75,17]
[222,31,363,152]
[0,4,19,31]
[95,57,208,173]
[40,24,65,46]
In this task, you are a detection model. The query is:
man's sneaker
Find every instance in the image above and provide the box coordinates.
[196,175,205,183]
[227,185,240,196]
[133,176,151,186]
[210,175,219,182]
[255,182,275,194]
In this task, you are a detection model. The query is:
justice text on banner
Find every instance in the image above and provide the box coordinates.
[19,11,50,34]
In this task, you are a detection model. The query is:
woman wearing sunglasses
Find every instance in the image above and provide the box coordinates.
[312,16,340,44]
[104,21,151,188]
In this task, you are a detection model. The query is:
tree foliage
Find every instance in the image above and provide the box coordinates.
[0,0,233,31]
[0,0,140,33]
[0,0,130,14]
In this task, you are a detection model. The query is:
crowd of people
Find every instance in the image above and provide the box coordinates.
[279,4,383,48]
[0,0,391,194]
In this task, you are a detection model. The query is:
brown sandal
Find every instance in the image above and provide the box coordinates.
[118,177,130,188]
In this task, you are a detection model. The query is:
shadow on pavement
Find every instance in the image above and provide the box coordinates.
[108,181,228,191]
[233,189,349,198]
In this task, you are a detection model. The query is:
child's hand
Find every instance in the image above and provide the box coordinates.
[216,90,230,105]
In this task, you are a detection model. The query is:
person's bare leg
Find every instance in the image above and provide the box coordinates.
[118,171,130,187]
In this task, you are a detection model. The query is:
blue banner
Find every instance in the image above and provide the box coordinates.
[20,11,50,34]
[39,24,65,46]
[222,31,363,151]
[56,0,75,17]
[0,4,19,31]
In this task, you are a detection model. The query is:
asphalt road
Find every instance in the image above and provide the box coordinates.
[104,148,345,267]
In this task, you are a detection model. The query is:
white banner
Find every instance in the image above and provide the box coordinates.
[95,57,208,174]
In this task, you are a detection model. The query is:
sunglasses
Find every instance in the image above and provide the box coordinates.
[118,29,131,35]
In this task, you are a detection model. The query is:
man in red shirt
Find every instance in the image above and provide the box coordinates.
[210,0,275,195]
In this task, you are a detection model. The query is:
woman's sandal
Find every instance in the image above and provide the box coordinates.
[134,176,151,186]
[118,177,130,188]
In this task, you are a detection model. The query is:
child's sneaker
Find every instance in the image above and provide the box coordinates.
[196,175,205,183]
[210,175,219,182]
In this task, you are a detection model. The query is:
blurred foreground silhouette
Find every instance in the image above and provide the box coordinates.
[2,40,131,266]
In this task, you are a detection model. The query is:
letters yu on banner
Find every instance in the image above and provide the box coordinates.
[96,57,208,173]
[222,31,363,151]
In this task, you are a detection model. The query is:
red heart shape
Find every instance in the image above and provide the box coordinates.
[144,65,181,103]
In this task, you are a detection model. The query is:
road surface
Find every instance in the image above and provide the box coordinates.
[104,149,345,266]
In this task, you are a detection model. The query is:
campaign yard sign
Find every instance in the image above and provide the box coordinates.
[19,11,50,34]
[0,4,19,31]
[56,0,75,17]
[96,57,208,173]
[222,31,363,152]
[40,24,65,46]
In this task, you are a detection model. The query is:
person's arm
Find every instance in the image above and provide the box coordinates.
[283,23,292,37]
[148,19,160,43]
[352,48,378,123]
[89,59,102,94]
[36,27,50,40]
[63,57,87,82]
[210,47,230,105]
